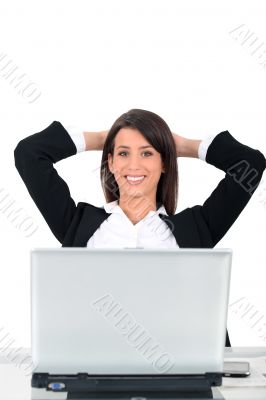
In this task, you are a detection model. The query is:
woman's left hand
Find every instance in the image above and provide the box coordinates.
[172,133,201,159]
[172,133,184,158]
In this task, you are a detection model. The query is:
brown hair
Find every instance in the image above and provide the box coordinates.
[100,108,178,215]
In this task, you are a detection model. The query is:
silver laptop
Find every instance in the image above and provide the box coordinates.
[30,247,232,379]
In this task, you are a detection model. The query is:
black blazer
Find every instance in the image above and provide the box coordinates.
[14,121,266,347]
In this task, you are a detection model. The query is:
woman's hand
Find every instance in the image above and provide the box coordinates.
[172,133,201,159]
[101,130,109,148]
[172,133,184,158]
[83,130,108,151]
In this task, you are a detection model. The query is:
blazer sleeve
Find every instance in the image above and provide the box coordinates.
[14,121,79,244]
[193,130,266,247]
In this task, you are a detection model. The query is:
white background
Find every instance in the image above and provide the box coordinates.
[0,0,265,348]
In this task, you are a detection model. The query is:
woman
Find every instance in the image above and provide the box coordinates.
[14,108,266,347]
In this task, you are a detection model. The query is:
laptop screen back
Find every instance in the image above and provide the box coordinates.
[31,248,232,375]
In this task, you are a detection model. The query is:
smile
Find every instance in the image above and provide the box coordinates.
[125,176,146,185]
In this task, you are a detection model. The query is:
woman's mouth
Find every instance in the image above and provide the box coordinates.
[124,175,146,185]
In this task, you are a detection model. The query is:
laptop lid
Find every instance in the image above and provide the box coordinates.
[30,248,232,376]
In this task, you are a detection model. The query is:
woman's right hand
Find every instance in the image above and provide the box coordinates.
[83,130,108,151]
[101,130,109,149]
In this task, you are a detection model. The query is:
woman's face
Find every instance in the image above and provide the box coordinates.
[107,127,165,201]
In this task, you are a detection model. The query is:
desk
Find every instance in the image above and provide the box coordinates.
[0,347,266,399]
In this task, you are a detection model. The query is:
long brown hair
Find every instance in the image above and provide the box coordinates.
[100,108,178,215]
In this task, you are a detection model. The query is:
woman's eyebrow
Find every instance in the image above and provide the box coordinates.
[117,145,153,149]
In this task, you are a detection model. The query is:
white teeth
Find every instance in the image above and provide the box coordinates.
[126,176,145,181]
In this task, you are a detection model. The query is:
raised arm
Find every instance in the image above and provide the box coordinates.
[14,121,105,244]
[189,131,265,246]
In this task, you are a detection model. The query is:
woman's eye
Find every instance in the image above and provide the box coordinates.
[118,151,152,157]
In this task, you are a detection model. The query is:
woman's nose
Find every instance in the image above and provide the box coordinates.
[127,162,143,172]
[126,155,143,167]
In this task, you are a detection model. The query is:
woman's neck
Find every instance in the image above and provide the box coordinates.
[118,197,157,224]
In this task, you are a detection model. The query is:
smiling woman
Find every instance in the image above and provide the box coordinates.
[14,109,266,347]
[101,109,179,223]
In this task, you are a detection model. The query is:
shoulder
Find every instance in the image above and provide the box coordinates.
[76,201,106,211]
[164,205,212,235]
[76,202,111,218]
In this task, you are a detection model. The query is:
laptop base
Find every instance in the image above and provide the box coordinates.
[67,389,214,399]
[32,372,222,399]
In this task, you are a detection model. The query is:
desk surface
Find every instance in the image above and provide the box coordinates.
[0,347,266,399]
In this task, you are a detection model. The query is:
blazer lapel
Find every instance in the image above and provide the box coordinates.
[72,206,111,247]
[159,208,202,248]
